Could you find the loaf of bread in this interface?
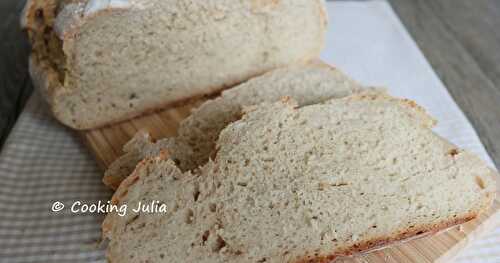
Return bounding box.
[103,62,362,189]
[21,0,327,129]
[103,91,496,262]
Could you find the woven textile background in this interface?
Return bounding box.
[0,95,110,262]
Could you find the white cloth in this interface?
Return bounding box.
[0,1,497,262]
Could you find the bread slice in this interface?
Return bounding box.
[102,91,496,262]
[103,62,362,189]
[21,0,328,129]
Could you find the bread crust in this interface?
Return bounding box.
[20,0,34,29]
[339,89,438,128]
[293,213,477,263]
[102,152,173,238]
[313,0,328,60]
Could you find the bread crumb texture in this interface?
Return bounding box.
[103,91,496,262]
[103,62,362,189]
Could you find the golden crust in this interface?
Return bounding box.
[303,0,328,64]
[23,0,65,102]
[102,152,171,238]
[293,213,477,263]
[20,0,34,29]
[296,187,497,263]
[110,152,169,205]
[29,55,62,105]
[340,89,437,129]
[20,0,58,31]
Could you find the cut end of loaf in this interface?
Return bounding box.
[24,0,328,130]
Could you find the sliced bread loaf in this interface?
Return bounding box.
[103,62,362,189]
[103,91,496,262]
[21,0,327,129]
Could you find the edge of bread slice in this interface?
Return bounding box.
[103,61,363,189]
[103,91,496,262]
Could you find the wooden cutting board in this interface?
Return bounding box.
[80,99,500,263]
